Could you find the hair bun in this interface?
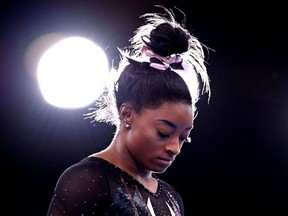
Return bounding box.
[144,23,190,56]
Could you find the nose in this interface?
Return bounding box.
[165,139,181,156]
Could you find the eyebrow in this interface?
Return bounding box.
[157,119,193,131]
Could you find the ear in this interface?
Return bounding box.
[119,103,133,123]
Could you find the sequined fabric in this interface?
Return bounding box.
[47,157,184,215]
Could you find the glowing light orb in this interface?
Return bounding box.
[37,37,109,108]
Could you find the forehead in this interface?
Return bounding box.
[139,102,193,126]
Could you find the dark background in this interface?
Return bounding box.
[1,1,288,215]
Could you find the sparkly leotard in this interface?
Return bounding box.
[47,157,184,216]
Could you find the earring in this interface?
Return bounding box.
[124,122,130,128]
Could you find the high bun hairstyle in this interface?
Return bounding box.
[85,5,211,128]
[142,22,190,56]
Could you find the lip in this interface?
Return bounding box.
[157,157,174,165]
[160,157,173,162]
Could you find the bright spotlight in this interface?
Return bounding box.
[37,36,109,108]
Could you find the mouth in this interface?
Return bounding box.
[157,157,173,166]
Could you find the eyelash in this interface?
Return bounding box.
[158,131,169,139]
[157,131,189,143]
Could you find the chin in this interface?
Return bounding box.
[152,165,170,173]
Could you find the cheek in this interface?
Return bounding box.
[131,128,158,152]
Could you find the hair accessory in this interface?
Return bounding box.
[149,57,170,70]
[142,48,184,71]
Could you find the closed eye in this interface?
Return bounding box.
[157,131,170,139]
[179,136,191,143]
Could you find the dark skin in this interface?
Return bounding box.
[90,101,193,193]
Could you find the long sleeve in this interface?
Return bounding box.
[47,159,110,216]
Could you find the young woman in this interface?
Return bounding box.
[47,6,211,216]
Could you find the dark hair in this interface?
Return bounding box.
[85,6,210,127]
[142,22,190,57]
[115,59,191,113]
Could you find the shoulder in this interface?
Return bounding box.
[55,157,112,189]
[70,156,108,170]
[49,157,114,215]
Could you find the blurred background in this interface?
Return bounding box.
[1,0,288,215]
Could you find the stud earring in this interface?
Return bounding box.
[124,122,130,128]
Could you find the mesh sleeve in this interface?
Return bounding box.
[47,161,110,216]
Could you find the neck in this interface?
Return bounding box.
[90,142,158,193]
[92,138,152,180]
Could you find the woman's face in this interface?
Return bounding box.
[126,102,193,173]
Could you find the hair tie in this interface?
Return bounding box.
[142,48,184,71]
[149,57,170,70]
